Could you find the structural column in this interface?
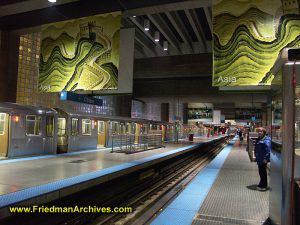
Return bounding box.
[183,103,188,124]
[115,96,132,117]
[0,30,19,102]
[161,103,169,122]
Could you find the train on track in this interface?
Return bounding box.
[0,103,179,158]
[0,103,223,158]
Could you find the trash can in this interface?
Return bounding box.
[189,134,194,141]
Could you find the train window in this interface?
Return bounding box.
[71,118,79,136]
[46,116,54,137]
[141,124,146,134]
[125,123,131,134]
[112,122,119,134]
[0,113,6,135]
[82,119,91,135]
[26,115,41,136]
[98,121,105,133]
[57,118,66,136]
[120,123,125,134]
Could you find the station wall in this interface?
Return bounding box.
[131,100,184,123]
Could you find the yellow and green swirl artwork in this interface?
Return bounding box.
[38,12,121,92]
[213,0,300,86]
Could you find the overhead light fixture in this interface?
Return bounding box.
[154,31,160,42]
[133,15,136,18]
[48,0,56,2]
[286,62,300,65]
[144,19,150,31]
[163,41,168,51]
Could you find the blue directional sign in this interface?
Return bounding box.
[59,91,103,106]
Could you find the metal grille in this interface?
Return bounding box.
[111,134,164,153]
[192,144,269,225]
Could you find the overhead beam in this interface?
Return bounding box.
[123,0,211,17]
[0,0,28,6]
[184,9,207,51]
[129,17,164,55]
[0,0,189,30]
[147,14,181,54]
[135,38,154,58]
[165,11,193,52]
[135,28,157,57]
[123,18,156,57]
[121,17,135,28]
[203,7,212,35]
[0,0,79,17]
[135,42,146,57]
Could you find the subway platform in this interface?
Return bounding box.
[0,136,224,218]
[151,137,269,225]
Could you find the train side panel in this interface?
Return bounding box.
[67,118,98,152]
[8,113,57,157]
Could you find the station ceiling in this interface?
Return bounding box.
[122,1,212,58]
[0,0,212,58]
[0,0,268,109]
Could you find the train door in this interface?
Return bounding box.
[112,122,120,135]
[57,117,67,153]
[44,116,55,153]
[0,113,9,157]
[120,123,126,134]
[134,123,140,144]
[97,120,106,147]
[162,125,166,142]
[125,122,131,134]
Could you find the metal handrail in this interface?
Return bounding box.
[111,134,164,153]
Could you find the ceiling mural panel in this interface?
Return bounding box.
[213,0,300,86]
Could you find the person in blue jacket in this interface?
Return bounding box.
[255,127,271,191]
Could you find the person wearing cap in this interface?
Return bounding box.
[255,127,271,191]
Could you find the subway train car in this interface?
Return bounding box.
[55,108,147,153]
[0,103,179,157]
[0,102,58,158]
[55,108,177,153]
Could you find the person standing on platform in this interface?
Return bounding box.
[255,127,271,191]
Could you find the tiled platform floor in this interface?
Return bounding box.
[0,136,221,196]
[151,138,269,225]
[192,141,269,225]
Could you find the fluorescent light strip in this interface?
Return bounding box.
[285,62,300,65]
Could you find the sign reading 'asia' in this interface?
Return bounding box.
[213,0,300,86]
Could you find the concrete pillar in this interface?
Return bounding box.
[213,110,221,124]
[183,103,188,124]
[261,105,267,127]
[0,31,19,102]
[115,96,132,117]
[144,103,161,121]
[161,103,169,122]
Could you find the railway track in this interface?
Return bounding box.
[91,140,228,225]
[0,138,229,225]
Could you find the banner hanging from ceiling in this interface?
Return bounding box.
[212,0,300,86]
[39,12,121,92]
